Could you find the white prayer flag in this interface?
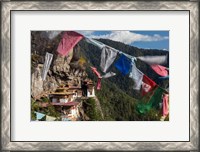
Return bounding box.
[46,115,56,121]
[137,55,168,65]
[42,52,53,81]
[100,46,118,73]
[46,31,61,40]
[129,61,144,90]
[85,38,105,49]
[102,72,116,78]
[41,31,61,40]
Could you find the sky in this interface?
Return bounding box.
[78,31,169,51]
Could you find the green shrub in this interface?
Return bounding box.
[84,98,103,121]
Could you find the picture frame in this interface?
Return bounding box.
[1,0,199,151]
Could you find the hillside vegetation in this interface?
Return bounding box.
[77,38,169,121]
[31,31,169,121]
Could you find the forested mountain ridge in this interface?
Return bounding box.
[77,38,169,120]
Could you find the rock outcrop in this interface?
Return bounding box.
[31,31,87,99]
[31,65,44,98]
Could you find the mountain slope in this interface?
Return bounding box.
[31,32,169,121]
[77,38,169,120]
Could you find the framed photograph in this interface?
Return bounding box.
[1,0,199,151]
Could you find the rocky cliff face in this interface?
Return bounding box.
[31,32,87,99]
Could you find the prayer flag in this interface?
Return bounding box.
[46,115,56,121]
[34,112,45,120]
[151,65,168,76]
[114,54,132,75]
[136,87,164,114]
[90,67,102,78]
[85,38,105,49]
[129,61,144,90]
[45,31,61,40]
[100,46,118,73]
[97,78,101,90]
[42,52,53,81]
[102,72,116,78]
[142,75,157,96]
[57,31,83,56]
[137,55,167,65]
[90,67,116,90]
[150,87,165,109]
[162,94,169,116]
[90,67,102,90]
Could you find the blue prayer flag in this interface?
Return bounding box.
[114,54,132,75]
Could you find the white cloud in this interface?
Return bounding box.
[87,31,168,45]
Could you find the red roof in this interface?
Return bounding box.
[51,101,80,106]
[68,86,81,89]
[49,92,75,95]
[38,102,49,107]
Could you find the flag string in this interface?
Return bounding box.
[83,36,169,94]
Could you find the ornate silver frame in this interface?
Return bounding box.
[1,1,199,151]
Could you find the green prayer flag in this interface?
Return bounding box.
[136,87,164,114]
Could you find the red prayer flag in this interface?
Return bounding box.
[90,67,102,78]
[90,67,102,90]
[163,94,169,116]
[57,31,83,56]
[97,78,102,90]
[151,65,168,77]
[142,75,157,96]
